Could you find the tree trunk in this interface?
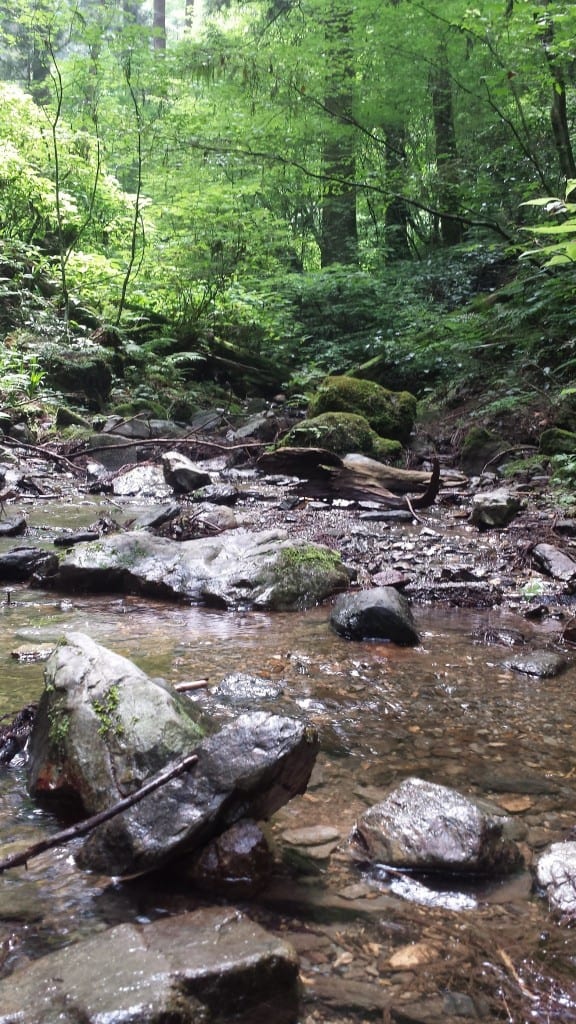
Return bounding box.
[384,127,412,259]
[430,40,463,246]
[540,5,576,180]
[153,0,166,49]
[320,1,357,266]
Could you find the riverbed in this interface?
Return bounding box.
[1,491,576,1022]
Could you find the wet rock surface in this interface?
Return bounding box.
[0,907,300,1024]
[536,842,576,916]
[27,633,319,877]
[330,586,420,645]
[53,528,350,610]
[350,777,523,875]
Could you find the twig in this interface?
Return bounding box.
[173,680,210,691]
[0,436,85,475]
[0,751,199,874]
[67,437,264,459]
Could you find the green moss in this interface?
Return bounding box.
[279,411,402,460]
[460,426,506,473]
[539,427,576,456]
[308,375,417,444]
[278,544,341,571]
[268,543,349,611]
[92,685,124,738]
[48,701,70,752]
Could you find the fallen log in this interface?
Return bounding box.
[258,447,441,509]
[0,751,198,874]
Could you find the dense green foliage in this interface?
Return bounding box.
[0,0,575,445]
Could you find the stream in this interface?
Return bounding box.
[1,495,576,1022]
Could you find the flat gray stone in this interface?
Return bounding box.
[0,908,300,1024]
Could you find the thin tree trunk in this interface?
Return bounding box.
[153,0,166,49]
[320,1,357,265]
[430,40,463,246]
[540,4,576,180]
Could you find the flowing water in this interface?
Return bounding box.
[1,497,576,1021]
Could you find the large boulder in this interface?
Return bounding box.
[330,587,419,646]
[27,632,204,811]
[27,634,319,877]
[308,375,417,445]
[54,529,350,611]
[278,412,402,461]
[351,777,523,875]
[0,908,300,1024]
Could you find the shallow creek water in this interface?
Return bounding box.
[1,498,576,1021]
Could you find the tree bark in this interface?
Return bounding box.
[430,40,463,246]
[320,1,357,265]
[153,0,166,49]
[540,5,576,180]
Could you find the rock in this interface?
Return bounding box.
[53,530,101,547]
[351,777,523,875]
[54,529,350,611]
[27,632,204,812]
[539,427,576,456]
[308,375,417,444]
[54,406,92,429]
[470,488,522,528]
[330,587,419,645]
[0,908,300,1024]
[112,463,172,497]
[460,427,506,474]
[0,546,58,583]
[532,542,576,589]
[185,819,274,897]
[45,353,113,409]
[279,412,402,461]
[0,515,26,537]
[192,484,239,505]
[215,673,285,703]
[162,450,212,492]
[27,634,319,877]
[131,502,182,530]
[536,841,576,916]
[86,433,143,470]
[102,416,188,440]
[503,649,567,678]
[77,709,319,876]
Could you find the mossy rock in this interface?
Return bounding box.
[539,428,576,456]
[460,426,506,474]
[308,376,416,444]
[279,412,402,461]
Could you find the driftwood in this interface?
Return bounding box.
[258,447,441,509]
[0,751,198,874]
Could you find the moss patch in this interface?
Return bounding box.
[540,427,576,456]
[308,375,416,444]
[279,411,402,460]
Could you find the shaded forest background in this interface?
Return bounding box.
[1,0,576,478]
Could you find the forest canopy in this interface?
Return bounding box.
[0,0,575,407]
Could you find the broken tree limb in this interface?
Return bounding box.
[258,447,442,509]
[0,751,199,874]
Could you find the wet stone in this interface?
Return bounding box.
[503,649,567,678]
[536,841,576,917]
[330,587,419,646]
[351,777,523,875]
[0,908,300,1024]
[215,673,285,703]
